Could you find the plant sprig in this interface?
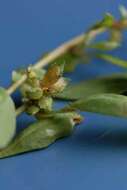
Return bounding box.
[1,6,127,158]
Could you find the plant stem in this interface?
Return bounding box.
[9,28,107,117]
[7,28,105,96]
[16,105,26,116]
[8,19,127,117]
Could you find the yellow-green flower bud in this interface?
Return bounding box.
[20,84,32,97]
[26,105,39,115]
[38,96,53,112]
[27,87,43,100]
[27,67,37,79]
[29,71,36,79]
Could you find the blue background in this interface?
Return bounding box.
[1,0,127,189]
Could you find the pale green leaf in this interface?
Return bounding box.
[56,74,127,100]
[65,93,127,118]
[0,113,78,158]
[0,88,16,149]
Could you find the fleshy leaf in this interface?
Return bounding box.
[0,88,16,149]
[56,74,127,100]
[64,93,127,118]
[97,54,127,68]
[0,113,80,158]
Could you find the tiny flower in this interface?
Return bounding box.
[26,105,39,115]
[26,87,43,100]
[38,96,53,112]
[27,67,37,79]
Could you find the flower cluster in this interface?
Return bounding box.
[12,63,68,116]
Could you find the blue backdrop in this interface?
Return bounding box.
[1,0,127,189]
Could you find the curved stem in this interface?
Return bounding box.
[7,28,106,96]
[10,28,106,117]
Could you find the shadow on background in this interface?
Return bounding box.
[71,122,127,151]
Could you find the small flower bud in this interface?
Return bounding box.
[38,96,53,112]
[29,71,36,79]
[27,87,43,100]
[27,67,37,80]
[20,84,32,97]
[26,105,39,115]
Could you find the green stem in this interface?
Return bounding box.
[8,18,127,117]
[16,105,26,116]
[7,28,106,96]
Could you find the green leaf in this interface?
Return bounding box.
[0,88,16,149]
[89,41,120,50]
[119,5,127,20]
[0,113,79,158]
[91,13,114,29]
[101,13,115,27]
[56,73,127,100]
[97,54,127,68]
[65,93,127,118]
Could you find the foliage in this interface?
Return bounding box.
[1,6,127,158]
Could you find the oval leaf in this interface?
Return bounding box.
[0,88,16,149]
[56,74,127,100]
[0,113,79,158]
[66,93,127,118]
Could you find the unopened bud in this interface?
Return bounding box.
[27,87,43,100]
[38,96,53,112]
[27,67,37,79]
[26,105,39,115]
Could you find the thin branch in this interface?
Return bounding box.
[7,28,106,95]
[7,28,106,117]
[16,105,26,116]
